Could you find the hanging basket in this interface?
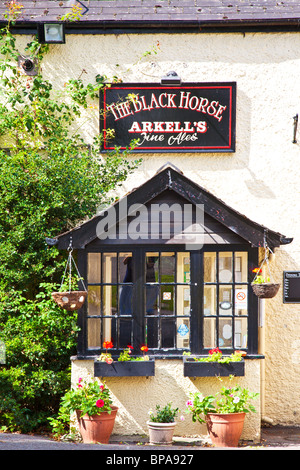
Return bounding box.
[52,239,87,311]
[51,291,87,311]
[251,240,279,299]
[251,282,280,299]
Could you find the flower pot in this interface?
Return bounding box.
[51,291,87,311]
[251,283,280,299]
[76,406,118,444]
[147,421,177,445]
[205,412,246,447]
[94,358,155,377]
[183,356,245,377]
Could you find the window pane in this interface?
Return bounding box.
[161,319,175,348]
[88,253,101,283]
[146,285,158,315]
[103,253,117,283]
[146,317,158,348]
[177,286,190,316]
[119,318,132,348]
[146,253,159,282]
[177,253,190,283]
[103,318,114,345]
[87,318,101,348]
[235,252,248,282]
[119,285,133,315]
[219,252,233,282]
[203,317,216,348]
[218,318,233,348]
[219,286,233,315]
[161,252,175,283]
[103,285,117,316]
[87,285,101,316]
[119,252,133,283]
[234,285,248,315]
[176,318,190,348]
[161,286,174,315]
[234,317,248,348]
[204,252,216,282]
[204,285,216,316]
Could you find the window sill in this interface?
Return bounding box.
[183,356,245,377]
[94,358,155,377]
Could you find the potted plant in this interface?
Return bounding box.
[147,403,179,445]
[186,376,259,447]
[94,342,155,377]
[49,378,118,444]
[183,348,245,377]
[251,267,280,299]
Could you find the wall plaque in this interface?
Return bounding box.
[100,82,236,153]
[283,271,300,303]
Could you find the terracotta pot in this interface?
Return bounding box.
[76,406,118,444]
[147,421,177,445]
[205,412,246,447]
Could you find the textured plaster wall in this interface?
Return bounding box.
[71,358,261,442]
[15,31,300,428]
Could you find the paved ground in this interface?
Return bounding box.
[0,425,299,452]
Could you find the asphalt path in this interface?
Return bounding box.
[0,426,299,453]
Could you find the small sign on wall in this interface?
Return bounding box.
[283,271,300,303]
[100,82,236,153]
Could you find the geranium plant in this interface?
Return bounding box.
[49,378,114,438]
[252,268,270,284]
[98,343,150,363]
[186,376,259,424]
[184,348,244,363]
[67,378,113,416]
[98,341,113,364]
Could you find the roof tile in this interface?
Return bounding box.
[0,0,300,27]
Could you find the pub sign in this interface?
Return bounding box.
[100,82,236,153]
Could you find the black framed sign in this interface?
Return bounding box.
[100,82,236,153]
[283,271,300,303]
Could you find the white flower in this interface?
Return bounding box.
[233,396,240,404]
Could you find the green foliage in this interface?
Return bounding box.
[149,403,179,423]
[0,283,79,432]
[0,12,140,433]
[185,347,244,363]
[186,376,259,424]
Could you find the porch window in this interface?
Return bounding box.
[144,252,191,349]
[87,251,134,349]
[84,246,256,357]
[203,251,248,350]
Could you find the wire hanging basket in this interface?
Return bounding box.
[52,240,87,311]
[251,237,280,299]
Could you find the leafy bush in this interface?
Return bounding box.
[0,6,139,433]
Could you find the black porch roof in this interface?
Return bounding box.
[48,166,293,250]
[1,1,300,33]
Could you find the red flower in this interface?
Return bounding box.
[252,268,262,273]
[96,399,104,408]
[127,344,134,349]
[141,345,148,352]
[209,347,221,355]
[103,340,113,350]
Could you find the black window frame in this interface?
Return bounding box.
[76,244,258,358]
